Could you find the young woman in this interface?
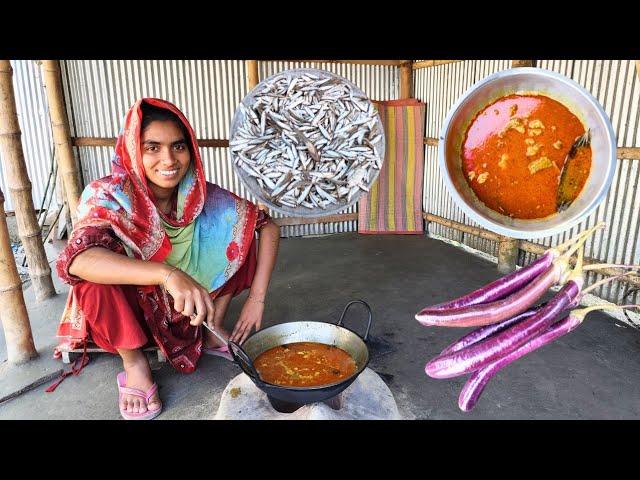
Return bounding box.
[54,98,280,420]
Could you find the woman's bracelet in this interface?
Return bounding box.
[163,266,179,289]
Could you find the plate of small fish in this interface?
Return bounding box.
[229,68,386,217]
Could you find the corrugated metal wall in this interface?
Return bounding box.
[60,60,399,237]
[0,60,55,212]
[5,59,638,306]
[416,60,640,306]
[417,60,512,257]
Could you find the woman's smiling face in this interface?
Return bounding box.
[141,119,191,197]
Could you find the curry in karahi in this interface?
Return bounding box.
[255,342,357,387]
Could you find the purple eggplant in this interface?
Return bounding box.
[416,263,564,328]
[419,223,603,315]
[457,301,638,411]
[440,294,584,356]
[425,278,583,379]
[424,252,556,312]
[458,312,583,411]
[439,306,543,356]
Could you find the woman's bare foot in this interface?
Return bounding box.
[118,348,162,414]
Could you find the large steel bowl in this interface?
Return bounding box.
[229,68,385,218]
[438,67,617,239]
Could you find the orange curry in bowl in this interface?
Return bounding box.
[255,342,357,387]
[462,94,591,219]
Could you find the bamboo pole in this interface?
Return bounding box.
[274,213,357,227]
[519,240,640,288]
[423,213,502,242]
[0,187,38,364]
[635,61,640,79]
[280,60,408,67]
[246,60,259,91]
[422,136,640,160]
[72,137,229,148]
[41,60,83,224]
[424,212,640,288]
[497,237,519,274]
[412,60,462,70]
[511,60,535,68]
[245,60,267,212]
[69,135,640,162]
[0,60,56,301]
[502,52,531,278]
[71,135,640,161]
[400,61,413,99]
[618,147,640,160]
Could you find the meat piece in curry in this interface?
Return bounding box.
[462,94,591,219]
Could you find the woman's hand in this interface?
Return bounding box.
[227,219,278,344]
[164,268,215,327]
[230,296,265,344]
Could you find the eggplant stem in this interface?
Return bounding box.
[583,263,640,271]
[575,303,640,317]
[562,234,592,284]
[562,223,602,261]
[582,271,638,294]
[576,243,584,271]
[555,222,605,253]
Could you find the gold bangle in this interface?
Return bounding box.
[163,267,179,289]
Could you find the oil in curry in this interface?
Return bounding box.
[255,342,357,387]
[462,94,591,219]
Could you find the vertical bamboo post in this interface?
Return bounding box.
[497,236,519,274]
[0,60,56,301]
[41,60,82,224]
[636,61,640,80]
[0,187,38,364]
[511,60,535,68]
[493,60,535,271]
[400,61,413,99]
[246,60,259,91]
[245,60,266,212]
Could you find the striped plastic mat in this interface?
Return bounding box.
[358,99,426,234]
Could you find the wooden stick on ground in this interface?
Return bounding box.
[0,60,56,301]
[0,369,64,404]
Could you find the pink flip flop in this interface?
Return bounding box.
[202,344,234,361]
[116,371,163,420]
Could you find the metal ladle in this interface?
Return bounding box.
[200,320,262,380]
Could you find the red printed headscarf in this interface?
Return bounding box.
[74,98,206,262]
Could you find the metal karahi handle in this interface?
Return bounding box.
[200,321,263,383]
[337,299,373,342]
[200,321,228,346]
[227,340,263,385]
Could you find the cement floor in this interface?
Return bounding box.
[1,233,639,419]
